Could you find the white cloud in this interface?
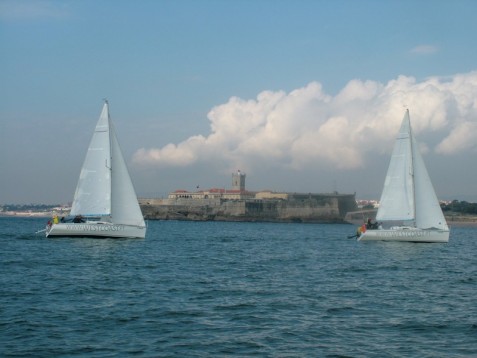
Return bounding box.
[436,122,477,154]
[410,44,439,55]
[133,71,477,175]
[133,135,206,167]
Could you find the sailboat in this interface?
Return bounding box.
[358,109,449,243]
[46,101,147,239]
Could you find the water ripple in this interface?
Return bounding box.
[1,218,476,357]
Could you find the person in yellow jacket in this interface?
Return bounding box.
[52,214,59,224]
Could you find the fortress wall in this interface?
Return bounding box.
[140,193,356,223]
[336,194,359,216]
[139,198,169,205]
[277,199,339,220]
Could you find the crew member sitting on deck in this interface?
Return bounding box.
[357,223,367,237]
[366,218,378,230]
[73,215,85,223]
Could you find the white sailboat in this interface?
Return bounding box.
[46,101,147,239]
[358,109,449,243]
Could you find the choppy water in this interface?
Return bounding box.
[1,217,476,357]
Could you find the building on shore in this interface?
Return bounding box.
[140,171,358,223]
[168,170,255,201]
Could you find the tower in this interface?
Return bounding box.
[232,170,246,191]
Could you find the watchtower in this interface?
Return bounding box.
[232,170,246,191]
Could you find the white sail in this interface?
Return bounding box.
[412,133,448,230]
[376,111,414,222]
[110,120,145,227]
[70,104,112,218]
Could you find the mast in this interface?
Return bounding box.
[105,99,113,220]
[407,109,417,228]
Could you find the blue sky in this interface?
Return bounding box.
[1,0,477,204]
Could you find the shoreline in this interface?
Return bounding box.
[0,212,51,218]
[2,211,477,227]
[447,220,477,228]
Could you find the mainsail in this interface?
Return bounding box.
[70,104,112,217]
[376,111,414,222]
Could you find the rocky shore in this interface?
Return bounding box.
[445,214,477,227]
[2,210,477,227]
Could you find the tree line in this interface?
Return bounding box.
[441,200,477,215]
[1,204,62,212]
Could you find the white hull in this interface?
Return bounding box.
[46,222,146,239]
[358,228,449,243]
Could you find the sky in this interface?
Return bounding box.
[1,0,477,205]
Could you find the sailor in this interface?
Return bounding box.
[357,223,366,237]
[366,218,378,230]
[52,214,59,224]
[73,215,85,223]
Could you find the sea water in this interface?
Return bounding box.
[1,217,476,357]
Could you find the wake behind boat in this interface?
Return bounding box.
[357,110,449,243]
[45,101,146,239]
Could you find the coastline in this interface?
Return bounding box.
[344,209,477,228]
[0,212,51,218]
[446,216,477,227]
[2,211,477,227]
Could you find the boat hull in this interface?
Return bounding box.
[358,228,449,243]
[46,222,146,239]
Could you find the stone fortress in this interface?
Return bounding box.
[139,171,358,223]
